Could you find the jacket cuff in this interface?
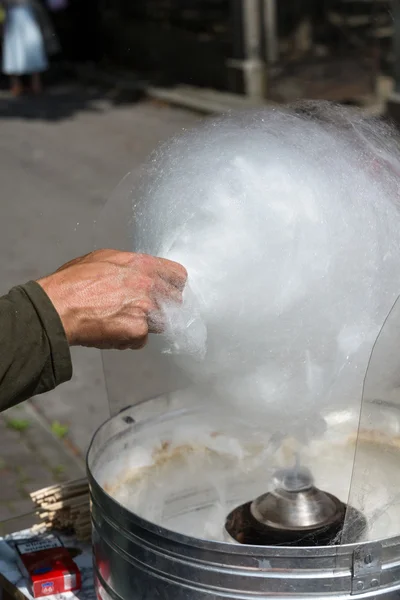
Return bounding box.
[19,280,73,386]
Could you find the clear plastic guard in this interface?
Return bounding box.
[94,171,371,544]
[342,296,400,544]
[94,170,191,416]
[93,171,134,254]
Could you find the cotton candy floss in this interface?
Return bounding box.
[125,102,400,439]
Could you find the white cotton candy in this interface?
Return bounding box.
[159,282,207,359]
[124,102,400,439]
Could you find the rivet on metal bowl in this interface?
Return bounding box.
[371,579,379,588]
[356,581,364,591]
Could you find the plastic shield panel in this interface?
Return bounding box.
[342,296,400,544]
[94,171,367,544]
[94,170,191,416]
[92,107,400,542]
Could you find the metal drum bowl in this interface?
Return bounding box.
[87,394,400,600]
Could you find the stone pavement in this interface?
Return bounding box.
[0,402,84,536]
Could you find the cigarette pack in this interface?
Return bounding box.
[15,534,81,598]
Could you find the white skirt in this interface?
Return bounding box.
[2,5,48,75]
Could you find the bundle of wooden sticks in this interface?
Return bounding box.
[30,478,91,541]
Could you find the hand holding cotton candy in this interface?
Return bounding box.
[125,102,400,437]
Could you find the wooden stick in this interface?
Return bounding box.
[40,494,89,512]
[31,479,88,500]
[28,478,94,538]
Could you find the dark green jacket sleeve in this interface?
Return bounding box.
[0,281,72,412]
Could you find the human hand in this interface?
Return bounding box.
[37,249,187,350]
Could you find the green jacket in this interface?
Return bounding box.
[0,282,72,412]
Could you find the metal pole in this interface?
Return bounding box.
[263,0,278,64]
[393,0,400,93]
[385,0,400,122]
[227,0,266,99]
[242,0,266,98]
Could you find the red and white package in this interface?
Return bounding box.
[15,534,81,598]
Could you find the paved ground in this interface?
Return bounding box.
[0,78,200,529]
[0,403,84,535]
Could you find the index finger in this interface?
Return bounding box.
[157,258,187,291]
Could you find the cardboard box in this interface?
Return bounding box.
[15,535,81,598]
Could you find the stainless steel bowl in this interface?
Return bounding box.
[88,394,400,599]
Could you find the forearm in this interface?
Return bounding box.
[0,281,72,412]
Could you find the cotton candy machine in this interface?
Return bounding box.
[90,106,400,598]
[87,296,400,599]
[88,405,400,599]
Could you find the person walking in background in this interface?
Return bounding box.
[1,0,49,96]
